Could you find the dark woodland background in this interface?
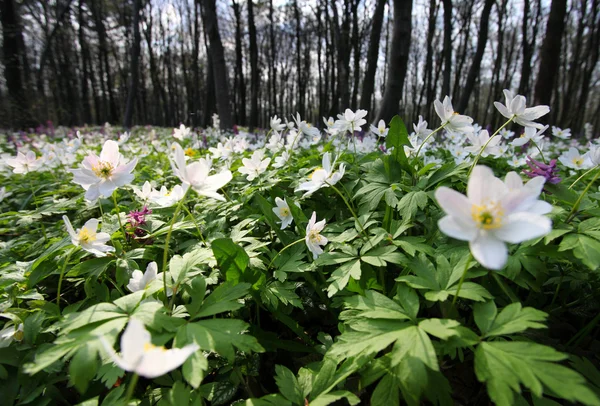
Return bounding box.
[0,0,598,132]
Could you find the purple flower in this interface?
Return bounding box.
[523,156,561,184]
[127,206,152,227]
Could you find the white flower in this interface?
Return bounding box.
[293,113,320,138]
[173,124,191,141]
[101,318,198,379]
[434,166,552,270]
[118,132,131,145]
[503,172,553,215]
[506,155,528,168]
[500,129,515,139]
[434,96,474,133]
[0,323,23,348]
[133,181,155,201]
[511,125,547,147]
[323,117,335,129]
[273,150,291,169]
[270,116,286,132]
[449,145,470,164]
[171,143,232,201]
[494,89,549,129]
[238,150,271,181]
[70,140,138,201]
[584,143,600,166]
[333,109,368,133]
[266,132,285,152]
[63,216,115,257]
[465,130,502,158]
[0,186,12,203]
[295,152,345,198]
[413,115,432,139]
[559,147,593,170]
[305,212,328,259]
[272,197,294,230]
[370,119,389,138]
[126,262,172,296]
[552,126,571,140]
[149,184,189,207]
[5,151,44,174]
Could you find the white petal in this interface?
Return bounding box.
[504,172,523,191]
[135,344,199,379]
[434,187,474,227]
[100,140,121,166]
[438,216,477,241]
[493,213,552,244]
[120,319,150,367]
[469,233,508,270]
[63,216,78,240]
[467,166,496,205]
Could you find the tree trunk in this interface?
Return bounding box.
[0,0,34,128]
[441,0,452,97]
[457,0,494,113]
[124,0,143,128]
[232,1,246,125]
[201,0,233,129]
[360,0,386,114]
[376,0,413,123]
[534,0,567,112]
[248,0,259,129]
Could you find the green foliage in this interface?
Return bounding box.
[1,118,599,406]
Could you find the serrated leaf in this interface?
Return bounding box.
[275,365,304,405]
[327,259,361,297]
[475,302,547,338]
[397,191,428,220]
[475,341,599,406]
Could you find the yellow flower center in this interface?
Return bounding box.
[280,207,290,217]
[13,328,24,342]
[144,342,167,352]
[572,157,583,166]
[309,230,323,243]
[471,203,504,230]
[309,167,322,179]
[78,228,96,243]
[185,148,194,157]
[92,161,114,179]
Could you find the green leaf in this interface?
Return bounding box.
[261,282,304,309]
[371,374,399,406]
[275,365,304,405]
[69,343,98,393]
[475,341,599,406]
[326,259,361,297]
[66,257,113,278]
[182,351,208,389]
[211,238,253,285]
[397,191,428,220]
[385,116,413,174]
[418,319,462,340]
[193,281,250,319]
[474,302,547,338]
[185,319,264,362]
[310,391,360,406]
[244,394,293,406]
[169,248,210,285]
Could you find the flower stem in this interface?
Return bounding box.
[124,373,139,403]
[56,248,75,312]
[268,238,305,269]
[29,179,47,242]
[328,183,368,241]
[491,272,518,303]
[112,191,126,239]
[161,188,190,308]
[569,165,599,190]
[414,123,445,159]
[532,141,546,164]
[183,204,206,245]
[451,255,471,309]
[467,116,514,177]
[566,167,600,223]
